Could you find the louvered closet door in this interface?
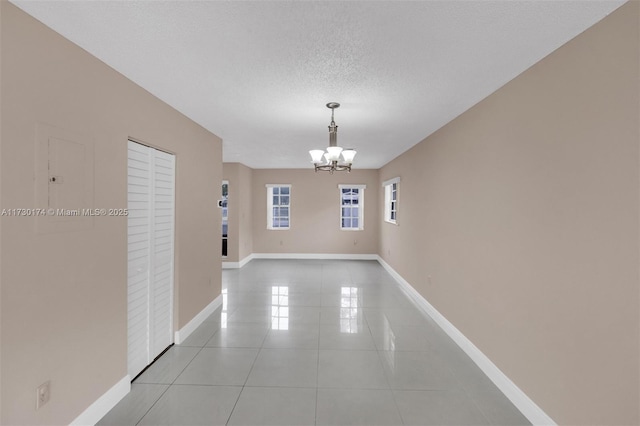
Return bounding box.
[127,142,152,379]
[149,149,175,357]
[127,141,175,379]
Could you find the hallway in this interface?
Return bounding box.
[99,260,530,425]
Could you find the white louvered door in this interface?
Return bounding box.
[149,149,175,357]
[127,141,175,379]
[127,141,151,380]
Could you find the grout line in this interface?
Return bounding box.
[168,344,208,386]
[315,306,321,426]
[460,386,497,426]
[122,260,524,426]
[132,383,172,426]
[224,387,243,425]
[316,268,333,425]
[133,334,213,425]
[224,305,271,424]
[362,295,406,425]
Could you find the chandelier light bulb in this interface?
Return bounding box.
[341,149,357,164]
[309,150,325,163]
[326,146,343,161]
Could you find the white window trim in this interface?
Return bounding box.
[382,177,400,225]
[266,184,291,230]
[338,184,366,231]
[382,177,401,187]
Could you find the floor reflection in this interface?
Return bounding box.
[271,286,289,330]
[381,316,396,368]
[221,288,228,328]
[340,287,360,334]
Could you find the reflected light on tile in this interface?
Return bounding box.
[271,286,289,330]
[340,287,359,334]
[382,316,396,367]
[221,288,228,328]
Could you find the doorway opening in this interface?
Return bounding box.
[221,180,228,257]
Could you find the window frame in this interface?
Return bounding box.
[382,177,400,225]
[338,184,366,231]
[266,184,291,230]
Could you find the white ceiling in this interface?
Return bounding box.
[11,1,625,169]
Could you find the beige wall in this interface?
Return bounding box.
[0,1,4,421]
[237,163,254,261]
[252,169,378,254]
[379,3,639,424]
[223,162,254,262]
[0,3,222,425]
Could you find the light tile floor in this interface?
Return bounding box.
[99,259,530,426]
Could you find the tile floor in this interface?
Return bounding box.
[99,259,530,425]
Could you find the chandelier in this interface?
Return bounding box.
[309,102,357,173]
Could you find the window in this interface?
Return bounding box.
[383,177,400,224]
[267,184,291,229]
[339,184,365,230]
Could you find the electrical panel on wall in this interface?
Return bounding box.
[49,137,86,210]
[36,123,94,233]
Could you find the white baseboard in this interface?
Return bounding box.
[71,292,224,424]
[224,253,378,268]
[70,375,130,426]
[252,253,378,260]
[223,253,255,269]
[238,254,255,267]
[174,294,223,344]
[376,256,556,426]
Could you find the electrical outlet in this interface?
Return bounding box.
[36,381,50,409]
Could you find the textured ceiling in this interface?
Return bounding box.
[11,1,625,169]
